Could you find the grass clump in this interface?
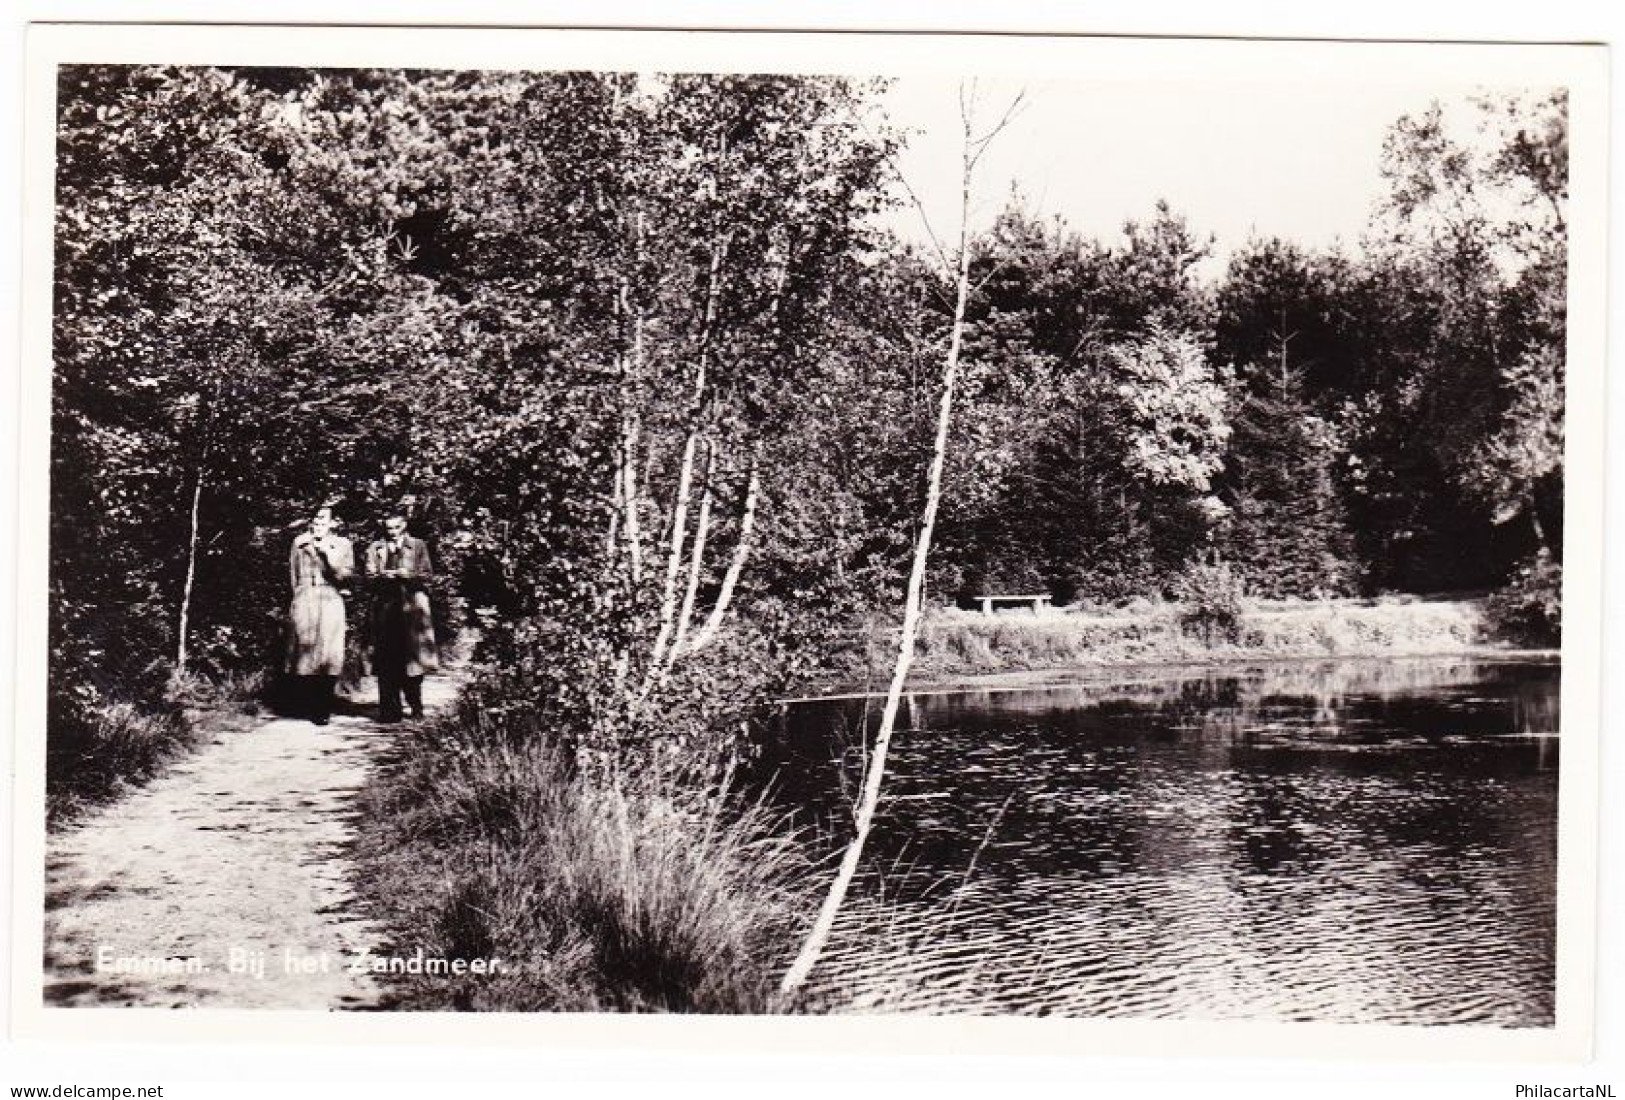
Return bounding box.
[354,674,810,1013]
[161,667,269,713]
[46,667,273,825]
[1242,597,1485,655]
[45,693,200,824]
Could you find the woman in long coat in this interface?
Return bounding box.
[285,505,354,724]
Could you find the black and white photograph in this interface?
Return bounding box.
[9,23,1610,1060]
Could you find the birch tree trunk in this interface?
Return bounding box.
[779,87,1016,998]
[672,443,718,653]
[1528,498,1551,558]
[174,460,207,675]
[612,208,648,585]
[643,234,729,689]
[687,462,761,655]
[644,429,700,682]
[621,415,644,583]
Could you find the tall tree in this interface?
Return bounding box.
[1367,91,1568,571]
[1211,239,1357,595]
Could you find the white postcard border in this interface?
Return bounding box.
[10,21,1611,1061]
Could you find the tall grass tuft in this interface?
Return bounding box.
[164,667,269,713]
[355,695,810,1013]
[46,696,200,824]
[48,668,272,825]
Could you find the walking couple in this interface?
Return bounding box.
[283,505,439,726]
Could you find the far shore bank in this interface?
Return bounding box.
[806,595,1558,701]
[798,645,1559,703]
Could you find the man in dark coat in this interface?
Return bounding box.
[365,512,439,722]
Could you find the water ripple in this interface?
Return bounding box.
[763,658,1559,1025]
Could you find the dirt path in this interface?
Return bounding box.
[42,675,458,1009]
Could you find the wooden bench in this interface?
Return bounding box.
[973,593,1052,616]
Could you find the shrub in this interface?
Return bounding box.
[47,663,280,823]
[1486,553,1563,646]
[1171,559,1246,645]
[1046,571,1081,608]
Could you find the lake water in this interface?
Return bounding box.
[756,657,1559,1023]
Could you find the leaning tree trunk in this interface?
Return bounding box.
[779,148,986,1004]
[778,251,971,998]
[778,84,1024,1000]
[686,462,761,655]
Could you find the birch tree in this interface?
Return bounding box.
[780,84,1026,999]
[591,75,897,771]
[381,72,897,780]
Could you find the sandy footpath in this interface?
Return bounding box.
[42,676,457,1010]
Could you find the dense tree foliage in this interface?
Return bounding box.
[49,68,1568,787]
[916,91,1566,605]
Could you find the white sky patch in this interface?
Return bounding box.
[878,75,1535,272]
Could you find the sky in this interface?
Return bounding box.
[879,75,1497,273]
